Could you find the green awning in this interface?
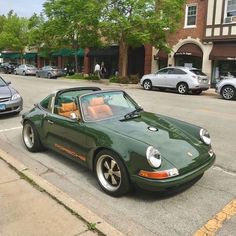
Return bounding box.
[23,52,37,59]
[52,48,84,57]
[75,48,84,57]
[0,53,21,59]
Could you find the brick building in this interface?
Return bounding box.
[152,0,236,87]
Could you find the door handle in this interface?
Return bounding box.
[47,120,54,125]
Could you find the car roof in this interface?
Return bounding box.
[53,87,102,96]
[161,66,199,70]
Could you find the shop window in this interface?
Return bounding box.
[185,4,197,28]
[225,0,236,23]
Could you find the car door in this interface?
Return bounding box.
[167,68,188,88]
[18,65,23,74]
[152,68,169,87]
[41,92,88,165]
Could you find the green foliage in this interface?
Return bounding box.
[0,10,28,52]
[87,222,97,231]
[109,76,119,83]
[66,74,85,80]
[66,73,100,81]
[129,74,140,84]
[87,75,100,81]
[118,76,129,84]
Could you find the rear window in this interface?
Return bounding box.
[190,69,206,76]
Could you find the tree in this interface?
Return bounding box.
[43,0,103,72]
[0,11,28,62]
[100,0,185,77]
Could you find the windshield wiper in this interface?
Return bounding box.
[121,107,143,121]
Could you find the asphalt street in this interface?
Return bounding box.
[0,74,236,236]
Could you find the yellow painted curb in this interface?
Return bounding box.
[193,199,236,236]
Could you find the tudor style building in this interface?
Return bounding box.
[153,0,236,87]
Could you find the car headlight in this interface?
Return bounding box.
[200,128,211,145]
[146,146,162,168]
[12,93,21,100]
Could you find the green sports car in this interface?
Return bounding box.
[22,87,215,196]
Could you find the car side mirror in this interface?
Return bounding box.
[6,81,11,85]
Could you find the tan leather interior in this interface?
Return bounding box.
[58,102,80,118]
[87,97,113,120]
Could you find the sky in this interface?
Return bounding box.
[0,0,45,18]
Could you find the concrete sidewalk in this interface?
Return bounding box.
[0,159,97,236]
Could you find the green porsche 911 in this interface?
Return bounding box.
[22,87,215,196]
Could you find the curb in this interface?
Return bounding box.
[0,148,124,236]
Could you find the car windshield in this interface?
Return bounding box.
[26,64,36,68]
[80,91,138,121]
[0,78,7,87]
[190,69,206,76]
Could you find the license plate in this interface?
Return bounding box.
[0,104,6,111]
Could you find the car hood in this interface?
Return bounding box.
[98,112,211,174]
[0,85,12,98]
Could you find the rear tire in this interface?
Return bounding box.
[22,121,43,152]
[23,71,26,76]
[143,80,152,90]
[221,85,235,100]
[47,73,52,79]
[177,82,189,94]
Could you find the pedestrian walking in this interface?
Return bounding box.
[94,63,101,78]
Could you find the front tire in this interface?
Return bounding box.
[95,150,131,197]
[143,80,152,90]
[47,73,52,79]
[22,121,43,152]
[177,82,189,94]
[221,85,235,100]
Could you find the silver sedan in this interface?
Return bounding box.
[36,66,65,79]
[14,64,37,76]
[0,76,23,115]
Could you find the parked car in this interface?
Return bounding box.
[14,64,37,76]
[0,62,18,74]
[22,87,215,196]
[215,77,236,100]
[36,66,65,79]
[0,76,23,115]
[140,67,209,95]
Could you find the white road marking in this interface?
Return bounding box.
[0,126,22,133]
[213,166,236,177]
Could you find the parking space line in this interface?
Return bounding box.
[0,127,22,133]
[194,198,236,236]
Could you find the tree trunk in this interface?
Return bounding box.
[119,38,128,77]
[74,49,78,73]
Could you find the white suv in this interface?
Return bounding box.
[215,78,236,100]
[140,67,209,95]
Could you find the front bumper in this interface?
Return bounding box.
[131,154,215,192]
[0,98,23,115]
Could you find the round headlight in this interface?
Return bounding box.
[146,146,162,168]
[200,128,211,145]
[12,93,21,100]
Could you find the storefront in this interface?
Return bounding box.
[154,50,168,69]
[88,46,119,77]
[174,43,203,69]
[209,42,236,87]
